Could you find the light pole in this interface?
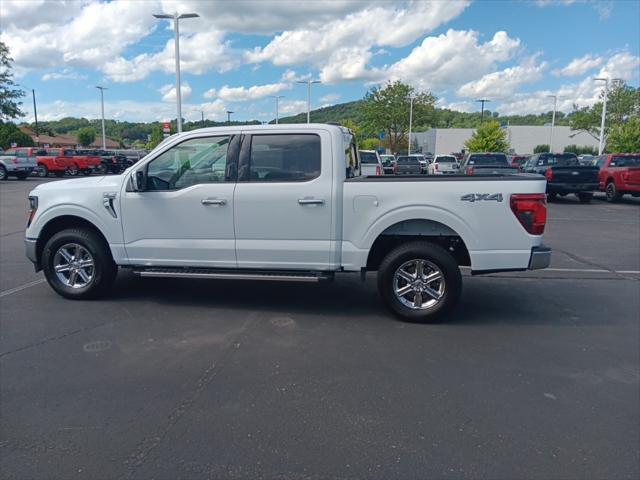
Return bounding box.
[407,96,415,155]
[226,110,234,125]
[547,94,557,153]
[153,12,199,133]
[17,85,39,142]
[96,86,107,149]
[296,79,321,123]
[201,110,205,128]
[593,77,622,155]
[270,95,284,124]
[476,98,491,123]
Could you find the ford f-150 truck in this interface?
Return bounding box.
[461,153,519,176]
[0,147,40,180]
[25,125,551,322]
[594,153,640,202]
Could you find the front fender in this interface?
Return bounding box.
[28,203,120,244]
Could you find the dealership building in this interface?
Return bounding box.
[412,126,599,155]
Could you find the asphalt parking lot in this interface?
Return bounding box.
[1,177,639,480]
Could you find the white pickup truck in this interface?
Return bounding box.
[25,124,550,322]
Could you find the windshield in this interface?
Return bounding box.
[467,154,508,165]
[436,156,456,163]
[397,156,419,164]
[539,154,579,166]
[360,151,379,164]
[612,155,640,167]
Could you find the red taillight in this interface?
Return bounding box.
[376,164,382,176]
[466,166,474,175]
[545,168,553,181]
[510,194,547,235]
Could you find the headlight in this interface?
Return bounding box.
[27,196,38,227]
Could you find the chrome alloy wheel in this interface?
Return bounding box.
[53,243,95,289]
[393,259,445,310]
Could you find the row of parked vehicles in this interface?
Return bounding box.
[359,149,640,203]
[0,147,146,180]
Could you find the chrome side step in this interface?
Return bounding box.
[133,267,333,283]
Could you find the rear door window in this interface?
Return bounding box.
[248,134,321,182]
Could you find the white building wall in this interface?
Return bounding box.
[413,126,599,155]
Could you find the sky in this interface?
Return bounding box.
[2,0,639,124]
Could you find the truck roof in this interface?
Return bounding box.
[170,123,350,137]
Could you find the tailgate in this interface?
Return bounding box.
[551,166,598,183]
[473,166,518,175]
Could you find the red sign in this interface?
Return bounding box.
[162,122,170,133]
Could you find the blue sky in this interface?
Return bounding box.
[2,0,638,123]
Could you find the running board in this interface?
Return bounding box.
[133,267,333,283]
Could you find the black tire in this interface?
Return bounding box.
[547,192,557,202]
[54,171,65,178]
[68,165,79,176]
[37,164,49,177]
[16,172,29,180]
[96,163,108,175]
[0,165,7,181]
[577,192,593,204]
[42,227,117,300]
[605,181,622,202]
[377,241,462,323]
[81,169,92,176]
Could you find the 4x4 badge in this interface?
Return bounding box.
[460,193,503,202]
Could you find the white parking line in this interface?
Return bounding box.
[544,268,640,274]
[0,279,45,298]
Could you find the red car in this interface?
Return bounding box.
[69,150,102,175]
[595,153,640,202]
[35,148,76,177]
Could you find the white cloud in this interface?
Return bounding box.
[457,55,547,99]
[203,88,217,99]
[41,69,88,81]
[277,100,308,116]
[159,83,192,103]
[319,93,341,104]
[442,101,476,113]
[554,54,603,76]
[215,83,290,102]
[374,30,521,92]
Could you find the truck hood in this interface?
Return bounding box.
[30,175,124,195]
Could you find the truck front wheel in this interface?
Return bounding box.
[377,241,462,323]
[42,228,117,300]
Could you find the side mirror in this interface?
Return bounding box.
[129,170,146,191]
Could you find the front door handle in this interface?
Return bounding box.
[201,198,227,206]
[298,198,325,205]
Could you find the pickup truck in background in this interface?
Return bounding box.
[380,154,396,175]
[359,150,383,176]
[428,155,459,175]
[0,147,40,180]
[595,153,640,202]
[35,148,76,177]
[523,152,599,203]
[461,153,519,176]
[25,124,551,323]
[69,150,102,176]
[394,155,422,174]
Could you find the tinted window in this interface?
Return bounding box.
[539,153,579,166]
[146,136,231,190]
[46,149,60,156]
[436,156,456,163]
[612,155,640,167]
[249,134,320,182]
[397,156,419,164]
[467,154,508,165]
[359,151,379,164]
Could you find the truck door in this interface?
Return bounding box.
[233,131,334,270]
[121,134,239,267]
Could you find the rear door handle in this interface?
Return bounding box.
[201,198,226,206]
[298,198,325,205]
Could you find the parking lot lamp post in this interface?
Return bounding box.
[17,85,39,142]
[153,12,200,134]
[226,110,233,125]
[270,95,284,124]
[547,95,557,153]
[594,78,609,155]
[476,98,490,123]
[96,86,107,149]
[297,79,321,123]
[407,96,415,155]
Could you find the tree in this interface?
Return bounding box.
[533,144,550,154]
[563,144,597,155]
[607,117,640,153]
[0,41,24,120]
[77,127,97,147]
[570,82,640,144]
[0,121,34,149]
[359,138,379,150]
[146,125,164,150]
[464,121,509,152]
[362,80,436,154]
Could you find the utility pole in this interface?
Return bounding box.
[31,89,39,142]
[226,110,234,125]
[547,95,557,153]
[593,77,621,155]
[153,12,199,133]
[407,96,415,155]
[270,95,284,124]
[476,99,491,123]
[201,110,205,128]
[297,79,321,123]
[96,86,107,149]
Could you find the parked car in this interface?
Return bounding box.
[409,154,428,173]
[1,147,41,180]
[380,154,396,175]
[578,154,595,166]
[428,155,460,175]
[509,155,530,170]
[69,150,102,175]
[25,124,551,323]
[523,152,599,203]
[35,149,76,177]
[359,150,383,176]
[394,155,422,174]
[595,153,640,202]
[460,153,518,176]
[77,149,129,174]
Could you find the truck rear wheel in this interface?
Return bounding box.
[0,165,7,181]
[377,241,462,323]
[41,228,117,300]
[37,164,48,177]
[605,181,622,202]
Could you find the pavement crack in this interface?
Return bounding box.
[554,248,636,280]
